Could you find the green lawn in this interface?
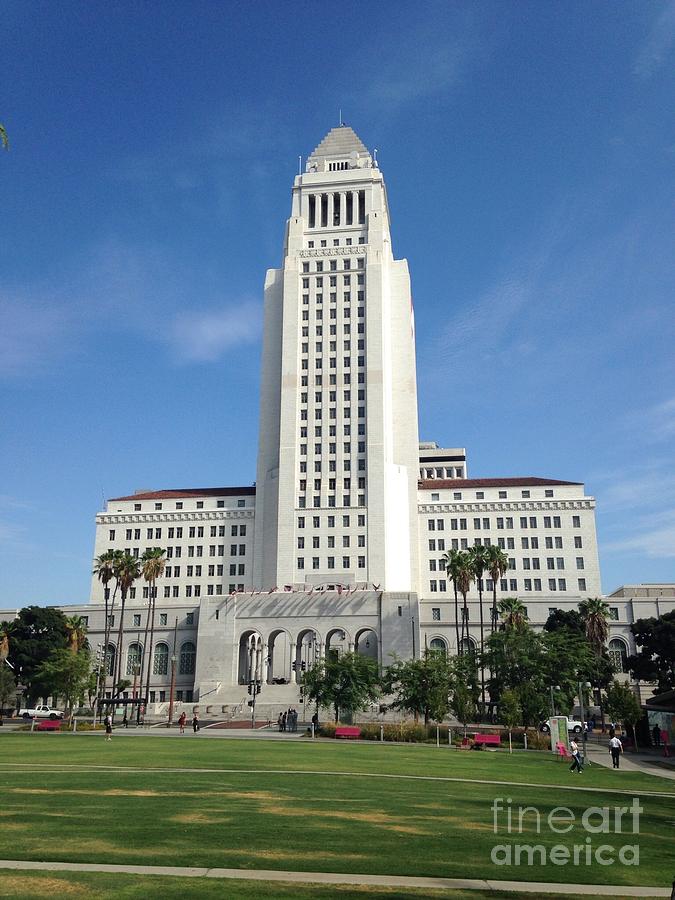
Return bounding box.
[0,734,673,894]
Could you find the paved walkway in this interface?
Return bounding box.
[586,746,675,781]
[0,859,670,896]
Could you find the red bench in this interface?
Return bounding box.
[36,719,62,731]
[335,726,360,739]
[473,733,500,747]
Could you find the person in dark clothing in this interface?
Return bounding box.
[652,724,661,747]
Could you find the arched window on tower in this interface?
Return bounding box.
[153,642,169,676]
[179,641,196,675]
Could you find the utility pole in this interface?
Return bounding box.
[92,643,103,726]
[167,617,178,727]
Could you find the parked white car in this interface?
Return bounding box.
[19,705,64,720]
[540,716,584,734]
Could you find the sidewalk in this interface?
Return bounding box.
[0,858,670,897]
[586,746,675,781]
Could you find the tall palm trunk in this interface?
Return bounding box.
[101,583,118,700]
[477,580,486,711]
[114,591,127,694]
[453,582,460,654]
[143,582,158,721]
[491,582,498,633]
[460,591,469,650]
[137,586,152,714]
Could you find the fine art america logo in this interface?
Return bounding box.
[490,797,642,867]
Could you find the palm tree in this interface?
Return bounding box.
[579,596,610,729]
[0,620,14,663]
[579,597,610,653]
[442,549,462,654]
[0,124,8,151]
[485,545,509,633]
[112,553,141,694]
[498,597,528,630]
[64,615,88,654]
[468,545,489,709]
[93,549,121,698]
[139,547,167,718]
[454,551,474,652]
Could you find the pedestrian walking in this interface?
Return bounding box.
[281,711,287,732]
[277,712,283,732]
[178,711,187,734]
[652,724,661,747]
[609,734,623,768]
[569,739,583,774]
[192,712,200,733]
[104,713,113,742]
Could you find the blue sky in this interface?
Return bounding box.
[1,1,674,606]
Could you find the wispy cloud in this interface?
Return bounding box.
[604,513,675,559]
[163,302,261,363]
[633,0,675,78]
[0,292,73,377]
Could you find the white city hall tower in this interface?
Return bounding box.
[253,125,421,594]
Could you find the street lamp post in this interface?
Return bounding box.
[578,680,591,763]
[167,617,178,727]
[549,684,561,718]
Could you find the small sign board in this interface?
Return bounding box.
[550,715,569,753]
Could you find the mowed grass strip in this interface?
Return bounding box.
[0,735,673,887]
[1,733,672,795]
[0,870,559,900]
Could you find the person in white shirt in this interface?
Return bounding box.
[569,739,583,773]
[609,734,623,769]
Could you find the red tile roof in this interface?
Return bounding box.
[109,486,256,501]
[418,477,581,490]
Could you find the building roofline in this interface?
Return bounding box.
[418,477,582,490]
[109,486,256,501]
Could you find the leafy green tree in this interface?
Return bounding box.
[603,680,642,749]
[485,545,509,633]
[35,649,92,722]
[499,688,522,753]
[484,625,546,724]
[303,652,380,723]
[627,611,675,694]
[0,664,16,722]
[383,651,453,725]
[5,607,69,702]
[0,124,8,150]
[543,608,585,635]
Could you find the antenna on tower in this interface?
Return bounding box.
[373,148,378,166]
[298,155,302,175]
[339,108,343,126]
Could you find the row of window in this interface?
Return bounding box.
[429,577,587,593]
[297,556,366,570]
[430,557,585,572]
[129,499,247,512]
[429,488,558,501]
[106,612,194,628]
[428,536,582,551]
[427,515,583,530]
[301,275,365,288]
[297,535,365,549]
[424,634,628,670]
[110,640,196,677]
[298,514,366,528]
[109,524,248,542]
[302,258,364,272]
[305,237,366,249]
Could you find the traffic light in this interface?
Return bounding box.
[247,683,252,695]
[247,700,254,707]
[301,661,306,671]
[256,683,261,695]
[291,661,297,671]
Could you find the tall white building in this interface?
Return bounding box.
[2,125,625,715]
[254,126,420,595]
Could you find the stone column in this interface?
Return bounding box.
[340,192,347,227]
[327,193,334,230]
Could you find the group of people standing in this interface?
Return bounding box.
[277,708,299,732]
[177,711,200,733]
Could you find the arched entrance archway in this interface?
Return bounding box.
[325,627,350,661]
[294,628,320,681]
[238,631,263,685]
[355,628,378,662]
[267,629,292,684]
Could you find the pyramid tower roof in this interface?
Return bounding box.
[308,125,369,161]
